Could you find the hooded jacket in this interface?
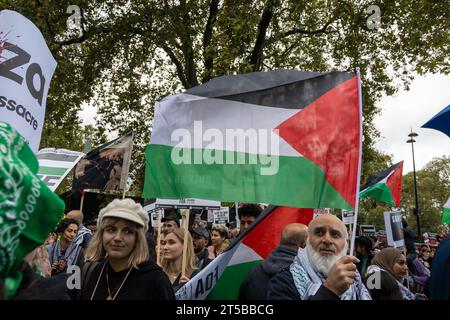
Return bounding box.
[79,259,174,300]
[238,245,298,300]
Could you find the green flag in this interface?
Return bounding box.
[443,197,450,224]
[0,122,65,282]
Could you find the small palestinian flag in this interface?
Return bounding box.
[175,206,313,300]
[144,70,362,210]
[360,161,404,207]
[442,197,450,224]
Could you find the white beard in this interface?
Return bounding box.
[306,240,348,276]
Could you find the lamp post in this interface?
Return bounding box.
[407,131,421,236]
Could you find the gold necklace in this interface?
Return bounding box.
[90,259,132,300]
[105,264,132,300]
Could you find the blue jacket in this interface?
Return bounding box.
[430,235,450,300]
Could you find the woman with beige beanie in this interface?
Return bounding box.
[77,199,174,300]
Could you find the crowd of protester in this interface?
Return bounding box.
[1,198,449,301]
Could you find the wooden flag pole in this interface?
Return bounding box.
[156,208,163,266]
[348,223,353,253]
[121,132,133,200]
[79,190,85,214]
[350,68,363,257]
[235,202,239,229]
[181,209,190,278]
[122,185,128,199]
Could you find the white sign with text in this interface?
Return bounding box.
[0,10,57,152]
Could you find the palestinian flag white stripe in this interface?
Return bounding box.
[151,94,300,156]
[228,243,263,266]
[38,159,77,169]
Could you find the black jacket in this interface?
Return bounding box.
[267,268,340,300]
[403,228,416,254]
[12,262,71,300]
[79,259,174,300]
[239,245,298,300]
[195,248,212,270]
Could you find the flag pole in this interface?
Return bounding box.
[181,209,190,278]
[156,208,163,266]
[235,202,239,229]
[122,185,128,199]
[79,189,85,214]
[350,68,363,256]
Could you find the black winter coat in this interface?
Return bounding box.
[238,245,298,300]
[79,259,174,300]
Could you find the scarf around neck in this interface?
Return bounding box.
[289,248,372,300]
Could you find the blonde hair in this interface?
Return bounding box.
[161,228,197,277]
[85,217,149,269]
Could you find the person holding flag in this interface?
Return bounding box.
[267,214,371,300]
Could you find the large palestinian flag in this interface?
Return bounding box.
[360,161,403,207]
[175,205,313,300]
[144,70,362,210]
[443,197,450,224]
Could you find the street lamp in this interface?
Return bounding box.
[406,130,421,236]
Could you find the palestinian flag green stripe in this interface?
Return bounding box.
[443,197,450,224]
[206,260,261,299]
[144,144,352,209]
[38,166,68,176]
[359,182,395,207]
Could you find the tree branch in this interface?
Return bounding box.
[202,0,220,83]
[249,0,279,71]
[281,17,336,38]
[162,45,188,89]
[180,0,199,88]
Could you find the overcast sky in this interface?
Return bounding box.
[80,73,450,175]
[375,73,450,174]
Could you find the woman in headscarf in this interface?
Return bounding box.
[366,247,425,300]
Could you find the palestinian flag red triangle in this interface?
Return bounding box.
[360,161,404,207]
[276,77,360,208]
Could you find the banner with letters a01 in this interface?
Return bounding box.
[0,10,57,152]
[37,148,84,191]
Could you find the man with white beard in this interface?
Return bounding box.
[267,214,372,300]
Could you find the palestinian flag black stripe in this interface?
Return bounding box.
[185,70,354,109]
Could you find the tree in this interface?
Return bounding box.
[359,156,450,234]
[2,0,448,190]
[401,156,450,234]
